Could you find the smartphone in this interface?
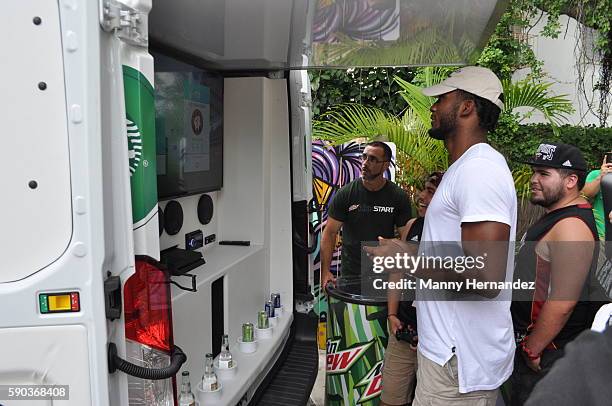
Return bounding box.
[606,152,612,164]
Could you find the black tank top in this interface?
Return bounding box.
[511,203,600,348]
[397,217,424,326]
[405,217,424,242]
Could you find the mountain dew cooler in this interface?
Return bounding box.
[326,276,389,406]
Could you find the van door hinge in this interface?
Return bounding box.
[99,0,148,46]
[104,274,122,321]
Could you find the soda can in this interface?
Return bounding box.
[265,301,274,318]
[258,310,269,329]
[271,293,281,309]
[242,323,254,342]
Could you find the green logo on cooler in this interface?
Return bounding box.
[126,117,143,176]
[326,298,388,406]
[123,66,157,225]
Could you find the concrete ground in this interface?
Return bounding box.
[308,349,326,406]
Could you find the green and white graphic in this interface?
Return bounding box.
[123,64,159,258]
[326,297,388,406]
[126,118,143,175]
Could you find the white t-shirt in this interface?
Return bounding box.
[415,143,517,393]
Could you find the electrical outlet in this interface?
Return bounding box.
[205,234,216,245]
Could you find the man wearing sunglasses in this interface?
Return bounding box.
[320,141,412,289]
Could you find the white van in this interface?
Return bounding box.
[0,0,506,404]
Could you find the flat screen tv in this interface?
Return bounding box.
[152,50,223,199]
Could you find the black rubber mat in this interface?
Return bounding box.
[252,312,319,406]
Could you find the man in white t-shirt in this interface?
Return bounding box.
[366,66,517,405]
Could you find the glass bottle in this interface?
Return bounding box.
[178,371,196,406]
[202,353,219,391]
[218,334,234,369]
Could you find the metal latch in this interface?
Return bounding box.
[99,0,148,46]
[104,273,122,321]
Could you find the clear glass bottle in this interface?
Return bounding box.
[218,334,234,369]
[178,371,196,406]
[202,353,219,391]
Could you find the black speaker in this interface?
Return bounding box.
[158,206,164,236]
[197,194,214,225]
[163,200,183,235]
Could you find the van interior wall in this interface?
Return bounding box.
[158,77,293,388]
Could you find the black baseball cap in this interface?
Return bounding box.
[523,142,587,171]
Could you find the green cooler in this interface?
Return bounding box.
[326,276,389,406]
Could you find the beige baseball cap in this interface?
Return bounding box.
[422,66,504,110]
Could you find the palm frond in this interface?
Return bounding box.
[394,75,436,128]
[502,79,574,126]
[512,165,533,204]
[312,102,447,188]
[313,103,398,145]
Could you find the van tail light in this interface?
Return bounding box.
[123,258,178,405]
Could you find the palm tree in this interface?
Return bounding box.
[313,67,574,194]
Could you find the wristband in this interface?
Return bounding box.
[387,314,398,319]
[520,338,541,360]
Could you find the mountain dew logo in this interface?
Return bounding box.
[123,65,157,226]
[126,117,143,176]
[355,360,384,403]
[326,338,374,374]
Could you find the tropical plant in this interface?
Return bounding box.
[312,67,574,195]
[501,79,574,127]
[313,103,448,190]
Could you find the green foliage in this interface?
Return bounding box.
[313,103,448,189]
[490,123,612,172]
[530,1,611,50]
[477,2,543,80]
[313,66,578,195]
[502,79,574,126]
[492,122,612,200]
[310,68,415,118]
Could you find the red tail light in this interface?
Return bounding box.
[124,259,174,352]
[124,259,178,405]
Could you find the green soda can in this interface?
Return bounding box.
[242,322,254,342]
[258,311,269,329]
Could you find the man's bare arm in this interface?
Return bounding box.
[320,217,343,291]
[398,218,415,241]
[366,221,511,298]
[415,221,510,297]
[523,218,595,354]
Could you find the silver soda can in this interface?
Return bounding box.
[258,310,269,329]
[265,301,274,318]
[242,322,254,342]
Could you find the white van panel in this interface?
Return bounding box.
[0,325,92,405]
[0,0,72,282]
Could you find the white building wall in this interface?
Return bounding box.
[512,12,610,126]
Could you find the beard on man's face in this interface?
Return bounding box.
[362,166,383,181]
[530,181,565,208]
[428,106,459,140]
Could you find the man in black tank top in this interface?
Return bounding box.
[510,143,602,405]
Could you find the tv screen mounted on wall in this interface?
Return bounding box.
[152,50,223,199]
